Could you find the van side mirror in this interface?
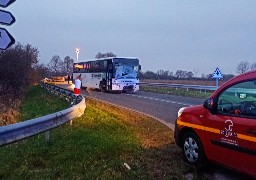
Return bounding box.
[203,98,216,112]
[139,65,141,71]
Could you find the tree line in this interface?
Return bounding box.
[46,52,253,81]
[46,52,117,76]
[0,44,75,112]
[0,43,41,103]
[236,61,256,74]
[139,70,235,81]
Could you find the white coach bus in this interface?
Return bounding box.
[72,57,141,93]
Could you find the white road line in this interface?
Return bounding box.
[126,94,192,106]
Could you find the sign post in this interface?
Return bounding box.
[0,0,15,50]
[75,48,80,62]
[212,67,223,88]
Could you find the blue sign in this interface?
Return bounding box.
[212,67,223,79]
[0,27,15,50]
[0,9,15,25]
[0,0,15,50]
[0,0,15,8]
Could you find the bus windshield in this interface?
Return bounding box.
[115,65,138,79]
[113,58,139,79]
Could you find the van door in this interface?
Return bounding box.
[204,80,256,175]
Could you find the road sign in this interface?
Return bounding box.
[0,9,15,25]
[0,27,15,50]
[212,67,223,88]
[0,0,15,8]
[0,0,16,50]
[212,67,223,79]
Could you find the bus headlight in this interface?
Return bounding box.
[178,107,186,117]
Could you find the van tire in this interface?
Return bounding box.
[181,132,205,166]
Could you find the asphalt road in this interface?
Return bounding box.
[82,88,204,129]
[58,83,205,128]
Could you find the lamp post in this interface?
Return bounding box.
[75,48,80,62]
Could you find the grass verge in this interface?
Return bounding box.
[140,85,212,99]
[0,86,208,179]
[18,85,70,121]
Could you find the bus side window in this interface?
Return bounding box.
[103,61,107,71]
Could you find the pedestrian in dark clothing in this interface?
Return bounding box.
[67,75,70,84]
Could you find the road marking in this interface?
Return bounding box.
[126,94,192,106]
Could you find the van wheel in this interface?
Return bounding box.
[182,132,205,166]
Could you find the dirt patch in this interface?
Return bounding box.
[0,98,20,126]
[0,106,19,126]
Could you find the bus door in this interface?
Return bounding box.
[106,63,113,90]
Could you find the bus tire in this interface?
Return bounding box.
[81,83,87,90]
[99,82,106,92]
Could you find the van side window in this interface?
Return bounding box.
[217,80,256,118]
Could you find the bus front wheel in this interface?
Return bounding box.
[99,82,106,92]
[81,83,87,90]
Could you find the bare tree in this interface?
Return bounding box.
[157,70,163,76]
[47,55,63,75]
[95,52,116,59]
[175,70,190,78]
[142,71,157,79]
[0,43,40,103]
[193,69,199,77]
[236,61,250,74]
[251,63,256,71]
[64,56,74,74]
[175,70,182,78]
[187,71,194,79]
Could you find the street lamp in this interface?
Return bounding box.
[75,48,80,62]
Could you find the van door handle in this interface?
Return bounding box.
[246,129,256,135]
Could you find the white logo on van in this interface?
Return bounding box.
[220,120,237,138]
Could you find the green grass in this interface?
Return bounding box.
[18,85,70,121]
[0,86,211,179]
[141,85,212,99]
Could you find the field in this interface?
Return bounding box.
[141,79,225,86]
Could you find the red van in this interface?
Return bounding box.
[174,70,256,177]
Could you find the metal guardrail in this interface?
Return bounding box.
[0,82,86,147]
[140,82,218,91]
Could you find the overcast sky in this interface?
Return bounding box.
[6,0,256,76]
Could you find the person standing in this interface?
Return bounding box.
[67,75,70,84]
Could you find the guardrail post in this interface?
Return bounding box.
[44,131,50,143]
